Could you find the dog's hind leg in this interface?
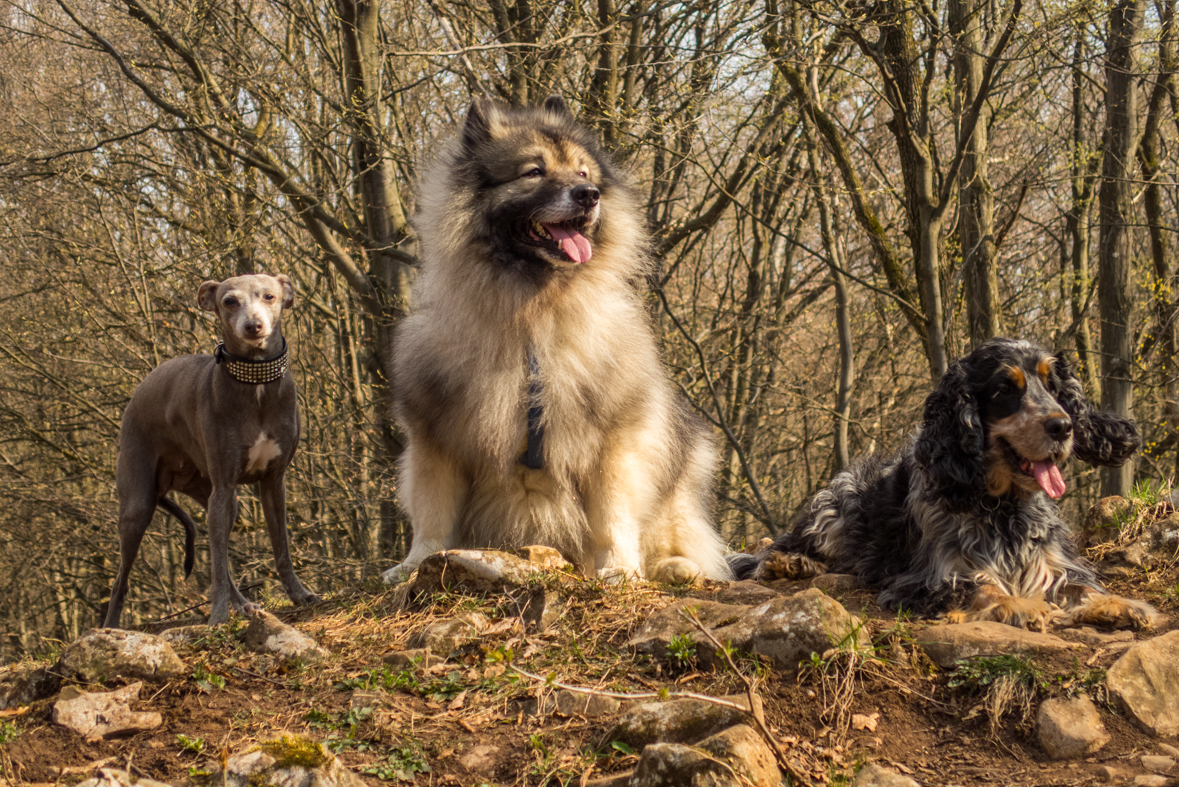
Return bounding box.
[383,440,465,584]
[104,485,158,629]
[259,474,320,606]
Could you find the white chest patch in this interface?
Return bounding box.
[246,433,282,474]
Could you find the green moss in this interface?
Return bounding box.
[257,734,331,768]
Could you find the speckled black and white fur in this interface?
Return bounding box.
[732,338,1159,630]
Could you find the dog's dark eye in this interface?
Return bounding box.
[578,170,588,178]
[223,297,238,307]
[523,167,544,178]
[264,293,275,302]
[996,381,1018,397]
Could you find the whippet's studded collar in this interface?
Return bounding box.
[214,339,289,384]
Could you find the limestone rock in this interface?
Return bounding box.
[58,629,185,683]
[52,682,163,741]
[628,600,747,663]
[459,744,499,775]
[1142,755,1176,774]
[77,768,172,787]
[604,696,750,749]
[630,591,867,670]
[854,763,921,787]
[699,589,869,669]
[711,580,781,606]
[1083,496,1135,547]
[184,734,366,787]
[1161,743,1179,758]
[1036,696,1109,759]
[0,664,60,710]
[694,724,780,786]
[811,574,861,594]
[382,648,445,671]
[1132,775,1171,787]
[554,690,622,718]
[630,725,779,787]
[407,612,488,655]
[409,550,542,595]
[1106,630,1179,737]
[916,621,1082,669]
[514,545,571,570]
[158,625,214,647]
[1096,764,1129,782]
[242,611,328,664]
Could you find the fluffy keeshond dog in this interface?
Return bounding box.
[382,96,730,585]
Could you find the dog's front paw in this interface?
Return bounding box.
[596,566,640,585]
[973,595,1057,631]
[757,551,826,581]
[381,562,418,585]
[651,557,703,585]
[1059,593,1160,631]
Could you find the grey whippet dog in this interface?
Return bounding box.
[104,273,319,628]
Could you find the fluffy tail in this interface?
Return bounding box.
[157,496,197,578]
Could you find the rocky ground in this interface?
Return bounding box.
[2,499,1179,787]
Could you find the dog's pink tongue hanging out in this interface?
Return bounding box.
[546,225,592,262]
[1031,460,1066,499]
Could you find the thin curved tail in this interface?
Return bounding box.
[157,496,197,578]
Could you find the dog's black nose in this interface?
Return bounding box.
[1045,416,1072,440]
[572,184,599,208]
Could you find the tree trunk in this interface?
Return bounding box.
[1098,0,1145,497]
[952,0,1000,348]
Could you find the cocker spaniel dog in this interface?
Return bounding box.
[732,338,1159,631]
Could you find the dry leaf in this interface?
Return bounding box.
[448,690,468,711]
[851,712,880,732]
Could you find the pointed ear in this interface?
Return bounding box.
[197,281,221,312]
[462,97,501,151]
[914,359,987,511]
[542,95,571,117]
[1049,351,1141,466]
[276,274,295,310]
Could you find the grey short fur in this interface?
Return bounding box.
[104,273,319,628]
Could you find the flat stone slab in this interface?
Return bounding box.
[1106,630,1179,737]
[53,682,162,741]
[915,621,1082,668]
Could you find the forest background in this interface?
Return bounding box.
[0,0,1174,661]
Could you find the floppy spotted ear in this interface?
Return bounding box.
[914,358,987,511]
[1048,351,1141,467]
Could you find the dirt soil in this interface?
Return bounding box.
[2,557,1178,786]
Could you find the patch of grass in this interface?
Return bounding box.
[191,662,226,692]
[362,741,432,781]
[949,654,1044,735]
[1051,659,1107,700]
[177,733,205,753]
[0,721,21,744]
[1131,478,1172,507]
[666,633,697,670]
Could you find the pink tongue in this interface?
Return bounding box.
[545,224,592,263]
[1032,460,1066,499]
